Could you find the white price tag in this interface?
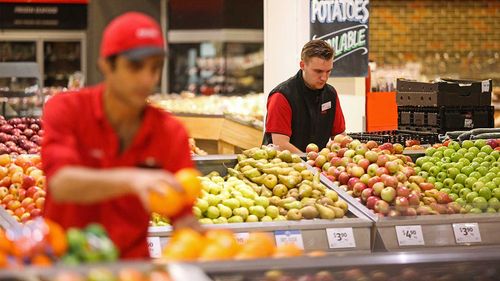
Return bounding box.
[274,230,304,249]
[453,223,482,244]
[482,80,490,92]
[326,228,356,249]
[147,237,162,258]
[395,225,425,246]
[234,232,249,244]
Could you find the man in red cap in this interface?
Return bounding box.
[42,12,199,259]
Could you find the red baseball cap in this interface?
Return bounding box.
[100,12,165,60]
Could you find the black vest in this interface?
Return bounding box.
[263,70,337,151]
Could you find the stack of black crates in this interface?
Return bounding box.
[396,78,494,134]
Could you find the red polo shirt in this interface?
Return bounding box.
[41,83,193,259]
[266,92,346,137]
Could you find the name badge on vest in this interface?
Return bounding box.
[321,101,332,113]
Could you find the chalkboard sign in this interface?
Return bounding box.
[310,0,369,77]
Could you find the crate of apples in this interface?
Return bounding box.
[0,154,45,222]
[306,135,460,217]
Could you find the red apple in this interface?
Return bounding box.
[326,152,337,161]
[7,200,20,210]
[347,177,360,190]
[350,166,365,178]
[333,134,345,144]
[306,143,319,153]
[0,186,8,198]
[17,188,26,201]
[14,207,25,217]
[33,190,46,201]
[372,182,385,196]
[385,161,400,174]
[419,182,435,191]
[35,197,45,209]
[26,186,40,198]
[306,159,315,166]
[376,154,389,167]
[381,186,396,202]
[21,197,34,208]
[21,175,35,189]
[337,148,347,157]
[307,151,318,161]
[20,212,31,223]
[2,194,14,204]
[0,177,11,187]
[357,159,370,171]
[367,176,381,188]
[366,196,380,210]
[353,182,367,197]
[338,172,350,185]
[364,150,378,163]
[374,200,390,215]
[375,167,389,177]
[26,203,36,212]
[379,143,394,154]
[395,196,409,212]
[366,140,378,150]
[396,186,410,198]
[30,208,42,217]
[382,175,398,188]
[361,187,373,202]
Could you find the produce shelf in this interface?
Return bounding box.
[148,155,375,258]
[317,172,500,252]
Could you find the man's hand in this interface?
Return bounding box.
[125,168,184,212]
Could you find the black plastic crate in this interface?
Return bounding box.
[396,78,492,107]
[398,106,494,134]
[347,130,439,145]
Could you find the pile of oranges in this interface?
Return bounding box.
[0,218,67,268]
[162,229,303,262]
[149,168,202,218]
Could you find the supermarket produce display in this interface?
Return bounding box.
[0,116,42,155]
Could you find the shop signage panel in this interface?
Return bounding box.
[0,2,87,29]
[310,0,370,77]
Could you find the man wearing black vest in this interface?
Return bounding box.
[263,40,346,153]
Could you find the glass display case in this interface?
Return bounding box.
[43,41,82,87]
[168,42,263,96]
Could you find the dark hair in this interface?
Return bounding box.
[301,40,334,62]
[106,54,118,70]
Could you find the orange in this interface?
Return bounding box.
[163,228,205,261]
[0,154,11,166]
[0,229,12,254]
[272,244,303,258]
[31,254,52,267]
[175,168,202,203]
[200,230,239,261]
[149,185,184,218]
[235,232,276,260]
[45,219,68,257]
[0,252,7,268]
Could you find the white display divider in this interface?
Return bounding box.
[147,155,374,258]
[314,166,500,252]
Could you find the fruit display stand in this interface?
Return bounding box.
[174,114,263,154]
[147,155,374,257]
[196,247,500,280]
[317,172,500,252]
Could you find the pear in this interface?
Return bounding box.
[213,217,228,224]
[195,198,209,212]
[260,216,273,222]
[312,182,326,192]
[206,206,220,219]
[255,196,270,208]
[334,200,349,212]
[279,207,288,216]
[299,184,313,198]
[263,146,277,159]
[300,169,314,181]
[300,180,313,187]
[218,204,233,218]
[278,175,300,189]
[279,197,296,207]
[244,168,261,179]
[246,215,259,222]
[270,158,282,164]
[278,167,294,175]
[228,215,244,223]
[243,147,259,157]
[250,184,262,195]
[199,218,213,224]
[272,184,288,197]
[240,165,254,173]
[237,154,247,162]
[284,201,302,210]
[239,158,257,168]
[278,162,290,168]
[262,167,281,175]
[301,197,317,207]
[311,190,323,199]
[237,196,255,209]
[288,191,300,199]
[291,154,302,163]
[286,209,303,220]
[330,206,345,218]
[206,194,221,206]
[300,206,319,219]
[269,196,281,206]
[252,149,268,160]
[266,205,280,219]
[222,198,240,209]
[207,171,220,178]
[193,207,202,218]
[263,174,278,189]
[312,172,321,184]
[249,205,266,219]
[293,163,307,172]
[240,187,257,199]
[315,204,336,219]
[233,207,249,220]
[251,174,266,185]
[274,215,287,221]
[317,197,334,206]
[227,168,244,180]
[278,150,293,163]
[260,186,273,197]
[325,190,339,202]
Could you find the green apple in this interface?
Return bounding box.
[455,174,467,185]
[461,166,474,176]
[469,207,483,214]
[459,188,472,199]
[472,181,485,193]
[455,197,467,207]
[479,187,492,200]
[466,191,479,203]
[449,193,459,201]
[443,148,455,157]
[451,183,464,194]
[462,140,474,149]
[464,177,478,189]
[443,178,455,189]
[447,168,460,179]
[472,196,488,211]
